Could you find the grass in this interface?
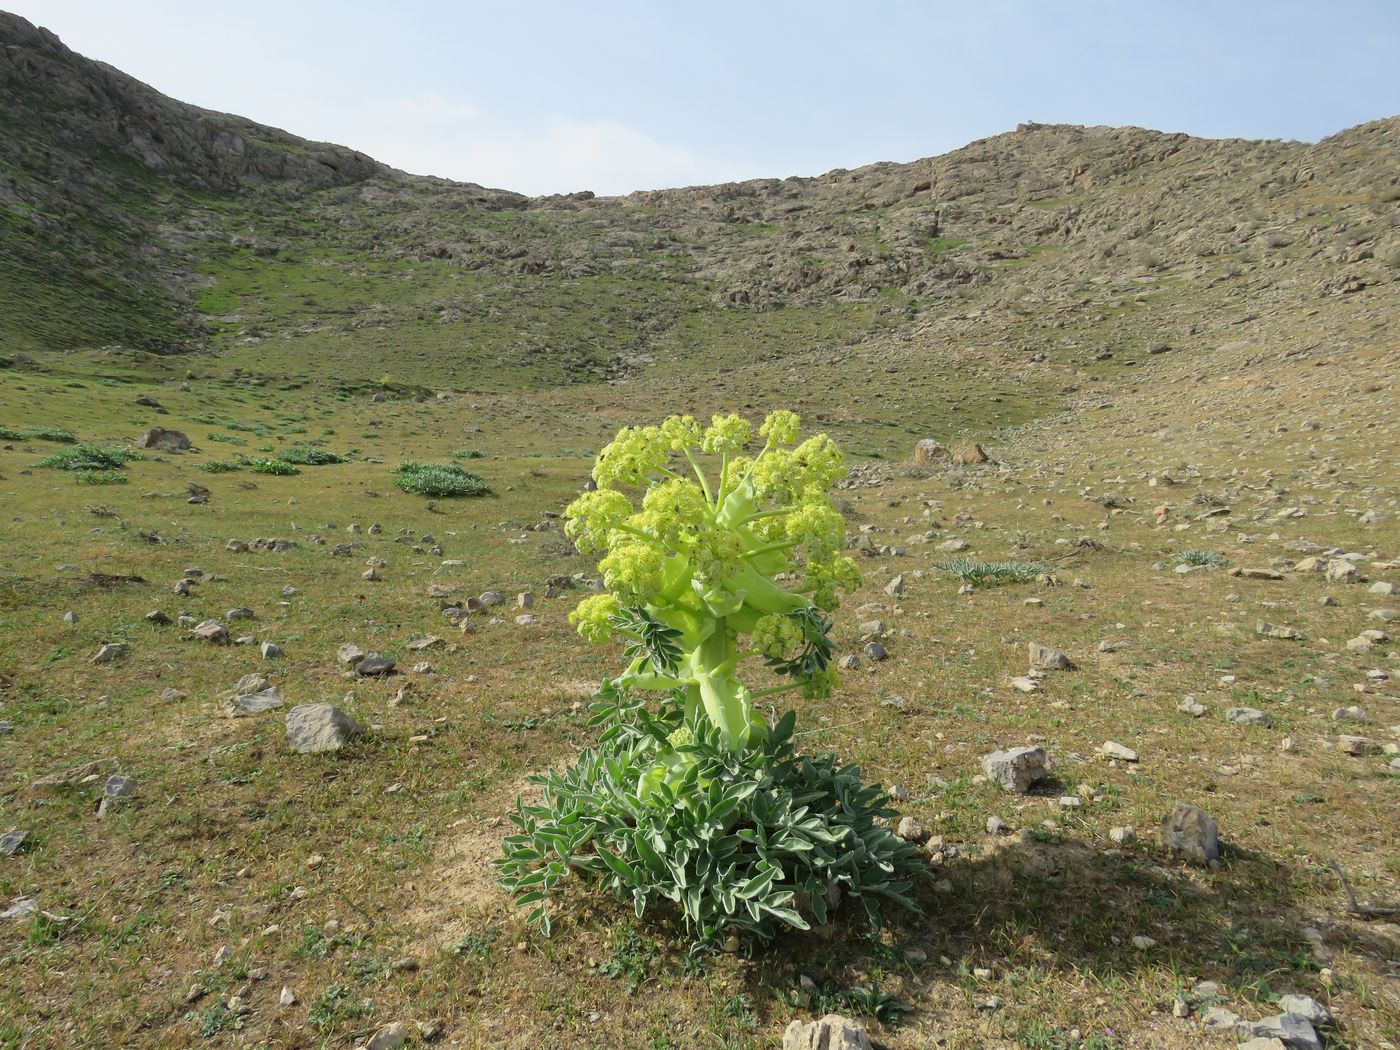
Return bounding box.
[1174,549,1228,568]
[246,457,300,475]
[37,444,137,471]
[0,424,76,443]
[277,445,347,465]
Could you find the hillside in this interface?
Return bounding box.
[1,10,1398,1050]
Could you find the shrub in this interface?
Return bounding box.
[74,469,129,485]
[1174,549,1227,568]
[278,445,346,466]
[449,448,485,460]
[0,425,76,443]
[496,411,925,946]
[199,460,243,474]
[392,461,490,497]
[933,558,1050,585]
[247,458,300,476]
[38,444,136,471]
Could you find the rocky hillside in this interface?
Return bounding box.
[2,9,1397,368]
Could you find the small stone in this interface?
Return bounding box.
[1337,735,1378,756]
[1160,802,1220,865]
[103,774,136,798]
[782,1014,873,1050]
[1109,826,1136,845]
[191,620,229,644]
[279,986,296,1007]
[366,1022,409,1050]
[838,654,862,670]
[355,653,396,676]
[0,830,29,857]
[226,607,254,621]
[1276,995,1331,1026]
[1029,642,1076,670]
[1131,934,1157,949]
[862,641,887,662]
[884,574,905,597]
[1059,795,1081,809]
[260,641,283,660]
[1226,707,1272,727]
[1101,741,1139,762]
[895,816,926,843]
[91,642,129,664]
[336,642,366,665]
[1331,706,1367,723]
[145,610,171,625]
[982,746,1050,793]
[285,703,364,754]
[225,686,284,717]
[63,611,78,624]
[1178,697,1207,717]
[986,815,1009,836]
[1256,621,1305,641]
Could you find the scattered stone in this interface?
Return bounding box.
[1276,995,1331,1026]
[1331,706,1368,723]
[986,815,1010,835]
[1369,608,1398,623]
[1178,697,1207,717]
[191,620,229,644]
[260,641,283,660]
[862,641,887,662]
[838,654,862,670]
[225,687,284,717]
[982,746,1050,794]
[1131,934,1157,950]
[1226,707,1272,727]
[366,1022,409,1050]
[103,774,136,798]
[1337,735,1378,756]
[1109,826,1136,845]
[911,439,951,467]
[337,643,366,665]
[1325,560,1360,584]
[226,607,254,621]
[0,830,28,857]
[63,610,78,624]
[1,897,38,920]
[355,653,395,676]
[884,574,905,597]
[1160,802,1220,865]
[1231,567,1283,580]
[936,537,969,553]
[1101,741,1139,762]
[1009,676,1039,692]
[135,427,190,452]
[278,986,296,1007]
[1256,621,1304,641]
[895,816,926,842]
[782,1014,873,1050]
[91,642,129,664]
[145,609,171,625]
[1029,642,1075,670]
[285,703,363,754]
[1237,1013,1323,1050]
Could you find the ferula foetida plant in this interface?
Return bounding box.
[497,411,924,944]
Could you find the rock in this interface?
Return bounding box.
[191,620,229,644]
[1160,802,1220,865]
[837,654,862,670]
[954,442,990,465]
[1256,621,1304,641]
[895,816,926,842]
[1325,560,1360,584]
[1370,581,1396,595]
[862,641,887,662]
[1178,697,1207,717]
[1294,557,1324,573]
[1276,995,1331,1026]
[1226,707,1272,727]
[982,746,1050,793]
[366,1022,409,1050]
[912,439,951,467]
[986,815,1009,835]
[478,590,505,608]
[260,641,283,659]
[1237,1039,1289,1050]
[285,703,363,753]
[1,897,38,920]
[0,830,28,857]
[1369,608,1399,623]
[91,642,129,664]
[1336,735,1378,756]
[1131,934,1157,949]
[1238,1013,1322,1050]
[278,986,296,1007]
[782,1014,873,1050]
[1009,676,1039,692]
[884,574,905,597]
[337,643,366,665]
[225,686,284,717]
[1029,642,1075,670]
[936,537,969,553]
[1101,741,1139,762]
[145,609,171,625]
[135,427,190,452]
[1231,567,1284,580]
[355,653,395,676]
[226,607,254,621]
[1109,826,1136,845]
[103,774,136,797]
[1331,706,1367,723]
[362,567,380,582]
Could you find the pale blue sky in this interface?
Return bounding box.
[14,1,1400,195]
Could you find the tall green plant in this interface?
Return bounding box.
[497,412,925,944]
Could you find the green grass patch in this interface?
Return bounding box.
[278,445,346,466]
[247,458,300,476]
[38,444,137,471]
[1174,549,1227,568]
[198,460,243,474]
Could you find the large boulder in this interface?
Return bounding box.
[982,746,1050,793]
[911,439,951,467]
[136,427,190,452]
[1160,802,1220,864]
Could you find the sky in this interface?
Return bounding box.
[12,1,1400,196]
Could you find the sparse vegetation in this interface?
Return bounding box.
[246,457,300,475]
[933,558,1051,585]
[37,444,137,471]
[391,461,490,497]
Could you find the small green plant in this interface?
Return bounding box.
[74,469,129,485]
[1,424,76,443]
[38,444,136,471]
[247,458,300,476]
[198,460,243,473]
[392,461,490,497]
[306,984,373,1030]
[449,448,485,460]
[1174,549,1227,568]
[206,432,246,445]
[933,558,1050,585]
[278,445,346,465]
[497,412,925,946]
[593,925,660,993]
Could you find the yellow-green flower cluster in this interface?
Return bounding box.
[751,613,805,659]
[570,593,620,644]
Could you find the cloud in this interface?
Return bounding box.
[339,95,726,196]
